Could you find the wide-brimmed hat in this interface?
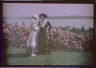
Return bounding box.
[32,14,38,19]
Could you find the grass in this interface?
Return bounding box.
[5,48,93,65]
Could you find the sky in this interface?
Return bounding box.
[3,3,93,17]
[3,3,93,29]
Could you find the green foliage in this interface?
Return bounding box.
[81,26,85,32]
[88,27,93,33]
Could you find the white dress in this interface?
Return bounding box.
[27,18,39,48]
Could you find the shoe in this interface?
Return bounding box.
[31,53,36,56]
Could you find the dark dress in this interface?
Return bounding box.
[37,20,52,54]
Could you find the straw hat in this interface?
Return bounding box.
[32,14,38,19]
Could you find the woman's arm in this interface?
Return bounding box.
[34,26,39,31]
[30,21,39,31]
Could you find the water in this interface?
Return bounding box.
[4,18,93,30]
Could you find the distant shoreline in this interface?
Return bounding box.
[3,16,93,19]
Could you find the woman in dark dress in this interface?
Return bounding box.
[38,13,52,54]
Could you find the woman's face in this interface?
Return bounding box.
[40,16,45,20]
[34,17,38,20]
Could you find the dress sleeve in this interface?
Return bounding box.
[34,25,39,31]
[30,21,39,31]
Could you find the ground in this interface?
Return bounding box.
[5,48,93,65]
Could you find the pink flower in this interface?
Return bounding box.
[52,28,56,32]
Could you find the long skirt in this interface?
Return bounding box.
[26,31,37,54]
[37,29,47,54]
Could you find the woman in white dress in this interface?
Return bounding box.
[26,14,39,56]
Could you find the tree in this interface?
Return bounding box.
[81,26,85,32]
[88,27,93,33]
[71,27,77,33]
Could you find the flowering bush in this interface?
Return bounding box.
[2,21,93,51]
[2,21,29,48]
[47,28,93,51]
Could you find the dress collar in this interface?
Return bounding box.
[40,19,48,28]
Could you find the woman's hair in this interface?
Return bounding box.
[39,13,48,19]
